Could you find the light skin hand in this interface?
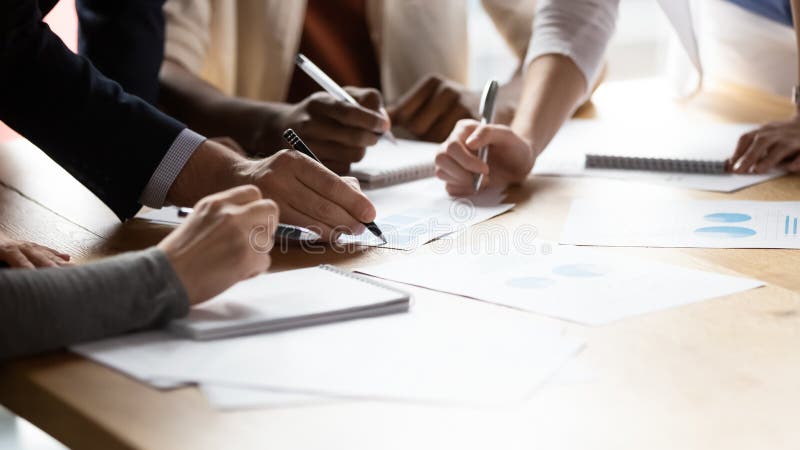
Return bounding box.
[729,115,800,174]
[237,150,375,240]
[157,185,278,305]
[0,230,71,269]
[435,119,535,196]
[165,140,377,243]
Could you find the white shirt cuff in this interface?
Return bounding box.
[139,129,206,208]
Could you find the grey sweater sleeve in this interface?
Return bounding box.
[0,248,190,360]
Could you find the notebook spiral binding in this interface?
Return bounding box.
[319,265,414,301]
[365,163,436,188]
[585,154,727,174]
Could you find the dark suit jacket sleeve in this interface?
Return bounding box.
[76,0,166,104]
[0,0,186,220]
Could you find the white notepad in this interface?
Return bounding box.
[169,265,411,340]
[348,139,437,187]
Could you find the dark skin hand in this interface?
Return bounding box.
[159,61,388,175]
[388,74,517,144]
[265,88,390,174]
[729,114,800,174]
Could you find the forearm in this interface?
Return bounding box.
[0,248,189,360]
[0,0,186,220]
[159,61,287,154]
[793,0,800,87]
[511,54,587,155]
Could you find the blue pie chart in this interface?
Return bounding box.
[694,226,756,238]
[552,263,606,278]
[703,213,751,223]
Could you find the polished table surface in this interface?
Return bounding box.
[1,79,800,450]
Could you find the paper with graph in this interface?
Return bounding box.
[561,199,800,249]
[357,246,762,325]
[340,178,513,250]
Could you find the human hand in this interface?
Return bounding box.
[166,139,376,242]
[729,116,800,174]
[209,136,247,157]
[435,119,535,196]
[0,230,71,269]
[268,88,390,174]
[237,150,376,241]
[158,185,278,305]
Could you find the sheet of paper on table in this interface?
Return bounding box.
[561,198,800,249]
[341,177,514,250]
[195,356,597,411]
[137,179,513,251]
[532,119,782,192]
[72,286,583,407]
[356,246,763,325]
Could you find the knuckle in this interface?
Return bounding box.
[352,147,367,162]
[314,201,336,220]
[445,141,462,157]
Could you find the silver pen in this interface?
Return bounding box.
[473,80,499,192]
[295,54,397,145]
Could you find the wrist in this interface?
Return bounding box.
[166,139,251,207]
[247,102,292,156]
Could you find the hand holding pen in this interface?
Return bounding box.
[283,129,387,244]
[433,80,536,197]
[296,54,397,146]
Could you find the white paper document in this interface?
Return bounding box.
[72,292,582,406]
[356,247,763,325]
[138,179,513,251]
[532,120,782,192]
[341,178,514,250]
[562,198,800,249]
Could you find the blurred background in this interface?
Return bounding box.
[0,1,672,448]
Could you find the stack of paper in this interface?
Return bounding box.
[72,284,583,407]
[532,119,782,192]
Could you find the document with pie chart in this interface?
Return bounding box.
[357,246,762,325]
[561,199,800,249]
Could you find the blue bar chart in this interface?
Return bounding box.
[784,215,798,236]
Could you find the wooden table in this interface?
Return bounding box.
[2,79,800,450]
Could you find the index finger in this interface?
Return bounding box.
[294,159,377,223]
[309,99,387,133]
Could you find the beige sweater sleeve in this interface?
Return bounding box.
[163,0,213,73]
[481,0,537,61]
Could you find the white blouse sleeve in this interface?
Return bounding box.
[525,0,621,93]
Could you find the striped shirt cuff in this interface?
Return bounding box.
[139,129,207,208]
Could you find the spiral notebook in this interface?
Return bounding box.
[169,265,411,340]
[585,154,728,174]
[576,121,753,175]
[348,139,437,187]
